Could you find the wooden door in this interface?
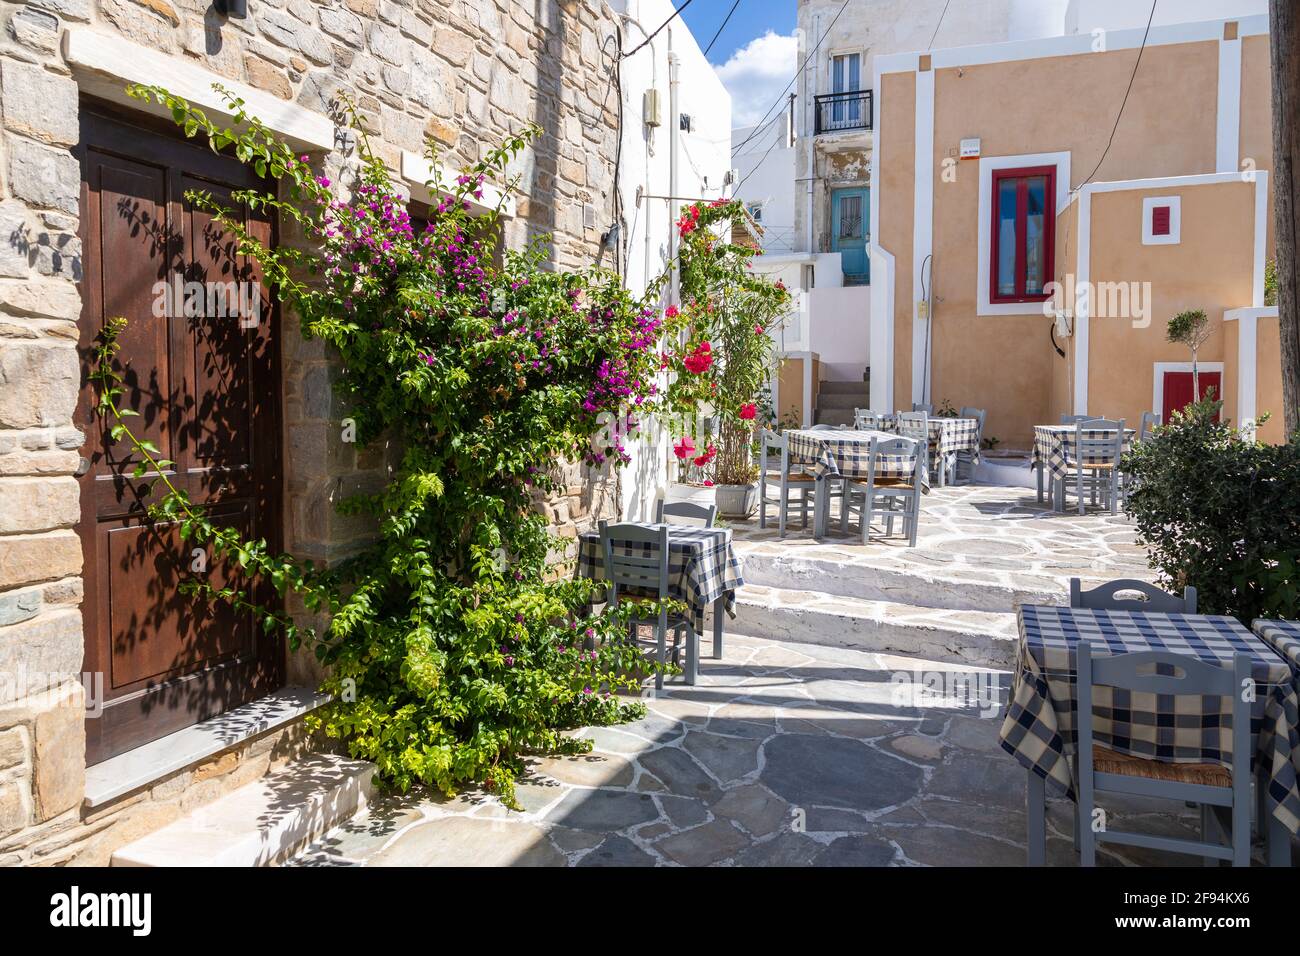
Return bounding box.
[1161,370,1222,423]
[831,188,869,284]
[75,103,284,765]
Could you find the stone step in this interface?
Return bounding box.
[816,391,870,410]
[813,408,855,426]
[818,379,870,394]
[111,753,375,867]
[737,547,1062,614]
[727,584,1019,669]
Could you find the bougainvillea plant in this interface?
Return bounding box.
[99,84,690,807]
[661,200,791,486]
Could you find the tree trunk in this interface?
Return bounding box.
[1272,0,1300,437]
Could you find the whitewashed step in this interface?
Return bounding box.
[737,549,1061,614]
[727,584,1019,669]
[111,753,375,867]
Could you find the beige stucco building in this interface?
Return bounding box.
[869,12,1281,449]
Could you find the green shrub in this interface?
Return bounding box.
[1124,398,1300,623]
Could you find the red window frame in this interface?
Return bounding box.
[989,165,1056,304]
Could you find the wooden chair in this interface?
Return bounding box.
[841,436,925,546]
[758,429,817,538]
[1138,410,1160,442]
[853,407,886,430]
[1061,414,1090,425]
[895,411,933,485]
[956,406,986,482]
[1069,577,1197,613]
[598,520,696,688]
[912,402,934,415]
[1076,641,1252,866]
[655,499,717,527]
[1059,418,1124,514]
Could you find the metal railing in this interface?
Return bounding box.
[814,90,873,134]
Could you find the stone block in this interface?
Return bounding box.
[319,6,365,46]
[0,278,82,321]
[0,775,32,834]
[0,531,82,590]
[0,611,84,692]
[0,588,41,627]
[0,478,79,533]
[0,726,29,771]
[243,54,292,100]
[5,138,79,215]
[0,63,79,147]
[0,342,78,428]
[7,7,59,55]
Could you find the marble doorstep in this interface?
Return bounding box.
[84,686,330,808]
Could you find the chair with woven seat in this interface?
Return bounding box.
[1070,577,1196,613]
[955,406,986,483]
[598,520,696,689]
[758,429,817,537]
[1057,418,1124,514]
[1076,641,1252,866]
[655,499,717,527]
[841,436,925,546]
[853,407,886,430]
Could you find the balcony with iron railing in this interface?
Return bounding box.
[814,90,873,135]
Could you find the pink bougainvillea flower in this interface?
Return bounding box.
[665,304,679,318]
[703,480,714,487]
[739,403,757,420]
[673,436,696,459]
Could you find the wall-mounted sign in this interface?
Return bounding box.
[959,137,981,160]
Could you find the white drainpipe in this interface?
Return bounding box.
[668,45,681,307]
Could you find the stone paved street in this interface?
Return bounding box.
[290,631,1236,867]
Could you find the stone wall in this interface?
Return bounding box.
[0,0,624,861]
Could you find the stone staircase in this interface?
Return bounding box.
[724,550,1026,669]
[814,379,870,426]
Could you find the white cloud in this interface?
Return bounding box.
[713,30,798,129]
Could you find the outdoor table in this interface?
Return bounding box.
[1030,424,1135,511]
[880,415,980,487]
[785,428,927,539]
[576,524,743,662]
[1001,605,1300,866]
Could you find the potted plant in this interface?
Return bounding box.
[662,200,791,518]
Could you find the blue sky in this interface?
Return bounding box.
[679,0,795,64]
[678,0,799,127]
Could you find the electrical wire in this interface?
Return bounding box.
[1075,0,1157,190]
[621,0,694,59]
[730,0,853,156]
[703,0,742,58]
[926,0,952,50]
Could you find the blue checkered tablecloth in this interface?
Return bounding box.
[576,525,743,633]
[882,415,981,468]
[1032,424,1135,482]
[785,428,927,487]
[1000,606,1300,834]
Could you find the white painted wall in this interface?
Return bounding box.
[808,286,872,383]
[732,114,797,254]
[611,0,732,519]
[1065,0,1267,34]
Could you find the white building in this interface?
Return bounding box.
[611,0,733,518]
[733,111,797,254]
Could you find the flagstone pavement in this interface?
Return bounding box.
[288,632,1258,867]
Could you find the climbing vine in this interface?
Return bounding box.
[95,85,698,806]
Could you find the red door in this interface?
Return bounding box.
[1161,370,1222,423]
[75,102,284,765]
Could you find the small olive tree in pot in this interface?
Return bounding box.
[1166,308,1214,398]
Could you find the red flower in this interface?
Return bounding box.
[739,403,757,420]
[665,304,679,318]
[703,480,714,487]
[754,324,764,335]
[673,436,696,459]
[683,341,713,374]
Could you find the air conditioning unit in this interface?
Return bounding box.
[1053,310,1073,339]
